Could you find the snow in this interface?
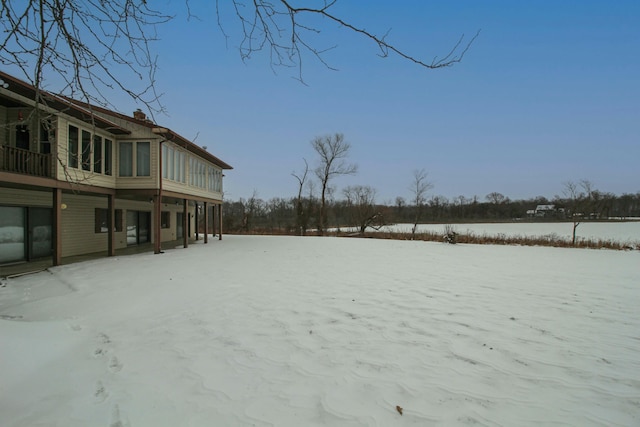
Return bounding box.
[1,235,639,426]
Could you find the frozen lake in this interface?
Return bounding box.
[375,221,640,245]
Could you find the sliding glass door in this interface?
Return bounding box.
[0,207,25,263]
[126,210,151,246]
[0,206,52,264]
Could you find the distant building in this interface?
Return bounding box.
[535,205,556,217]
[527,204,563,218]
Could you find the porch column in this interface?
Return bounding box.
[52,188,62,266]
[212,203,217,237]
[195,202,199,241]
[154,194,162,254]
[107,194,115,257]
[204,202,208,244]
[218,204,223,241]
[183,199,189,248]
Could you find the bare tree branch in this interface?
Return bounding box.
[1,1,171,118]
[218,0,480,82]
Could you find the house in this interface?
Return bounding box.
[534,204,556,217]
[0,70,232,271]
[526,204,565,219]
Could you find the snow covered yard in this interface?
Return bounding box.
[1,235,639,426]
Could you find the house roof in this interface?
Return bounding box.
[93,106,233,170]
[535,204,555,211]
[0,70,131,135]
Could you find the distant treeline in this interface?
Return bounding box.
[217,191,640,234]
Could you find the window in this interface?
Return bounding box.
[161,211,170,229]
[168,146,175,180]
[188,157,220,190]
[104,139,112,176]
[162,145,168,178]
[177,152,185,182]
[94,135,102,173]
[162,145,187,183]
[81,130,91,171]
[208,168,222,192]
[66,125,112,175]
[68,125,79,168]
[40,122,51,154]
[119,142,133,176]
[15,125,30,150]
[136,141,150,176]
[94,208,123,233]
[119,141,150,177]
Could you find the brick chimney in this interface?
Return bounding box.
[133,109,146,121]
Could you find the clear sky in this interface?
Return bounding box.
[40,1,640,202]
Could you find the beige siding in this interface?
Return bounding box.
[59,194,194,257]
[0,189,195,258]
[0,188,52,206]
[161,180,222,201]
[55,117,69,180]
[60,193,110,257]
[184,186,223,201]
[158,203,190,242]
[60,195,142,257]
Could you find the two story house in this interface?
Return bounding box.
[0,70,232,271]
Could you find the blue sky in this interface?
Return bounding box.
[36,1,640,202]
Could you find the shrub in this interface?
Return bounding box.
[443,224,458,244]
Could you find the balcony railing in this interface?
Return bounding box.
[1,145,52,178]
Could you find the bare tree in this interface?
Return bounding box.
[485,192,506,205]
[580,179,595,200]
[409,169,433,239]
[563,181,583,245]
[563,179,601,245]
[343,185,383,234]
[429,195,449,221]
[292,158,310,235]
[312,133,357,234]
[241,190,263,232]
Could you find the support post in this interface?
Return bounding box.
[212,203,217,237]
[183,199,189,248]
[52,188,62,266]
[154,194,162,254]
[156,138,164,253]
[195,202,199,241]
[204,202,208,244]
[107,194,115,256]
[218,204,223,241]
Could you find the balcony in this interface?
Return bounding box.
[1,145,52,178]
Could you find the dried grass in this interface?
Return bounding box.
[227,227,638,251]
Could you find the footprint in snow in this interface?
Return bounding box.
[110,404,130,427]
[94,380,108,403]
[69,323,82,331]
[109,356,123,373]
